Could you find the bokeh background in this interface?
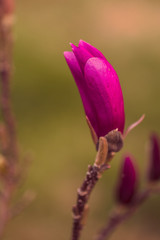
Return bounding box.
[3,0,160,239]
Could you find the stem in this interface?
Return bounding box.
[71,136,110,240]
[72,165,102,240]
[72,163,111,240]
[71,132,122,240]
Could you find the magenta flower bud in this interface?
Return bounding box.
[116,155,138,205]
[147,133,160,181]
[64,40,125,138]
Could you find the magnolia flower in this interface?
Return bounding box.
[148,133,160,181]
[64,40,125,139]
[115,155,138,205]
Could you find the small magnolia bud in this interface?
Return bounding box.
[105,129,123,153]
[147,133,160,182]
[115,155,138,205]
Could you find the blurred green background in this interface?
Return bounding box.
[3,0,160,239]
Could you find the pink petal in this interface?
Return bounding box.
[64,51,99,133]
[79,40,106,60]
[70,43,93,73]
[84,57,125,137]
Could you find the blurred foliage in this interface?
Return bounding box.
[2,0,160,239]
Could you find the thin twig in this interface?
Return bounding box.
[72,165,103,240]
[71,128,125,240]
[71,137,110,240]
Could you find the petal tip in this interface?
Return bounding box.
[79,39,86,46]
[63,51,73,61]
[63,51,69,56]
[70,42,78,51]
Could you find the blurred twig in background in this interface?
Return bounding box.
[96,186,160,240]
[0,0,30,238]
